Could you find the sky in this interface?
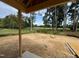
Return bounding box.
[0,1,73,26]
[0,1,47,26]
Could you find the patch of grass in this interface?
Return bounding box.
[0,29,18,36]
[36,28,79,38]
[36,29,60,35]
[0,28,36,37]
[0,28,79,37]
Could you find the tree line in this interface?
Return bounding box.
[0,13,35,29]
[43,0,79,32]
[0,1,79,32]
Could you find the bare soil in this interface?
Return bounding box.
[0,33,79,58]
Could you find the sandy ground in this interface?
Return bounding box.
[0,33,79,58]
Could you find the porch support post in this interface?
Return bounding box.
[18,10,22,57]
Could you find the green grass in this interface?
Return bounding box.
[0,28,36,37]
[0,28,79,37]
[35,28,79,38]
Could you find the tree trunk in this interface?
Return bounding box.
[30,13,33,31]
[72,0,77,32]
[73,9,77,32]
[63,4,67,31]
[52,19,54,33]
[55,7,57,32]
[75,16,78,31]
[73,15,78,32]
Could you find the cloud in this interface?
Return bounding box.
[67,2,72,6]
[22,13,30,17]
[22,9,47,26]
[35,9,47,16]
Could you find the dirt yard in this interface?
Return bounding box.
[0,33,79,58]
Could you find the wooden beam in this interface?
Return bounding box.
[25,0,69,13]
[18,10,22,57]
[1,0,69,13]
[1,0,26,12]
[25,0,32,7]
[71,0,76,3]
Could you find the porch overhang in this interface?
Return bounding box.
[1,0,69,13]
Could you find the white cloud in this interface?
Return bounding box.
[22,13,30,17]
[35,9,47,16]
[67,2,72,6]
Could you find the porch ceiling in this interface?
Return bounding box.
[1,0,69,13]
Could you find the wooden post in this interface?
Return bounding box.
[18,10,22,57]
